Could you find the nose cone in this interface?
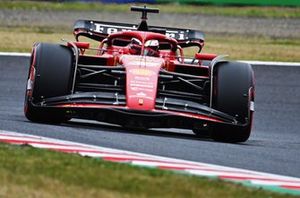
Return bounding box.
[121,55,164,110]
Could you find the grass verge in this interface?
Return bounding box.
[1,27,299,62]
[1,0,300,18]
[0,143,294,198]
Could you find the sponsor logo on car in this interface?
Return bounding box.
[92,22,186,40]
[129,68,155,76]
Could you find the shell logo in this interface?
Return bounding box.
[129,68,155,76]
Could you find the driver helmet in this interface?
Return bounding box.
[129,38,142,55]
[144,40,159,56]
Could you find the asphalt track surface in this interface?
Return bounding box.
[0,56,299,177]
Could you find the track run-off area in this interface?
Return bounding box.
[0,54,300,195]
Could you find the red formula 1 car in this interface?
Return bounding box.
[24,6,255,142]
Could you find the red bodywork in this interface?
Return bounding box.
[41,29,231,129]
[122,55,163,111]
[65,30,223,123]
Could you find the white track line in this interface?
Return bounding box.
[0,52,299,67]
[238,60,300,67]
[0,52,30,57]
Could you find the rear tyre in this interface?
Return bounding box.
[24,43,74,123]
[211,61,254,143]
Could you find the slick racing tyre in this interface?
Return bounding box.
[211,61,255,143]
[24,43,74,123]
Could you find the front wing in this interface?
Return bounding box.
[29,92,248,130]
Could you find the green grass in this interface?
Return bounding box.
[203,34,300,62]
[1,27,299,62]
[1,0,300,18]
[0,143,295,198]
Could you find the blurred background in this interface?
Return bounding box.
[29,0,300,6]
[0,0,299,61]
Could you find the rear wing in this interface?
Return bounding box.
[73,20,205,44]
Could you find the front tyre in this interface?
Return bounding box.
[211,61,255,143]
[24,43,74,123]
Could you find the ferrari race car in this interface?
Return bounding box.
[24,6,255,142]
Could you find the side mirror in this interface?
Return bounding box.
[195,53,217,61]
